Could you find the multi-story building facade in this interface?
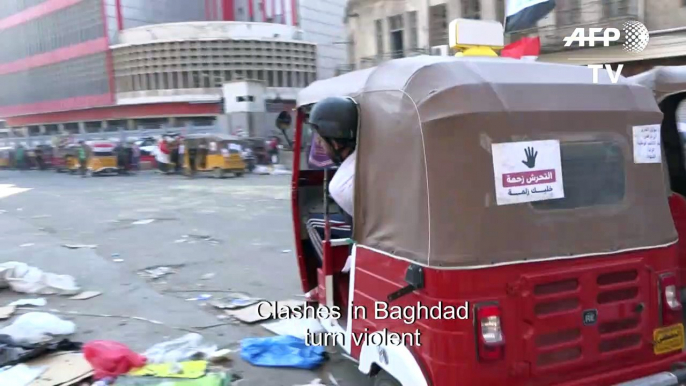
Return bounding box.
[344,0,686,76]
[0,0,345,140]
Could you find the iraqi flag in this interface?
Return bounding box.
[501,36,541,60]
[505,0,556,33]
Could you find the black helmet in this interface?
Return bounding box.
[308,96,358,143]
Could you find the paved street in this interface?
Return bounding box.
[0,170,371,386]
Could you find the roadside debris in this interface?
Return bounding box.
[200,273,215,280]
[240,335,325,369]
[0,312,76,345]
[128,360,207,378]
[69,291,102,300]
[281,249,291,253]
[132,219,155,225]
[225,300,304,324]
[20,243,34,247]
[83,340,146,379]
[27,351,93,386]
[0,262,80,295]
[294,379,325,386]
[261,318,324,340]
[143,334,217,365]
[8,298,47,307]
[62,244,98,249]
[0,363,47,385]
[187,294,212,302]
[138,266,180,280]
[30,215,52,219]
[208,293,261,310]
[271,165,292,175]
[113,259,125,263]
[0,305,15,319]
[253,165,270,175]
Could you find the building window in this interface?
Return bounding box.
[602,0,629,18]
[375,19,384,57]
[407,11,418,51]
[462,0,480,19]
[557,0,581,26]
[429,4,448,47]
[388,15,404,58]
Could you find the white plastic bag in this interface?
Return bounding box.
[253,165,270,175]
[0,312,76,344]
[0,364,47,386]
[0,262,79,295]
[143,333,217,364]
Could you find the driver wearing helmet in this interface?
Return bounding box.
[305,96,358,264]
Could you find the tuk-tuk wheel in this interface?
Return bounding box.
[213,168,224,179]
[235,171,244,177]
[373,371,401,386]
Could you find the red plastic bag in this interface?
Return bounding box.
[83,340,147,379]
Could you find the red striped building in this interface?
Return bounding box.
[0,0,304,136]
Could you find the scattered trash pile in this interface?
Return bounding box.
[0,262,238,385]
[0,328,238,386]
[188,291,333,383]
[252,165,292,176]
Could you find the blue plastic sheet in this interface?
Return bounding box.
[240,335,325,370]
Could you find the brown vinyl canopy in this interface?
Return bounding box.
[298,56,676,268]
[629,66,686,102]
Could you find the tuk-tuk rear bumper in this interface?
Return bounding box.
[613,369,686,386]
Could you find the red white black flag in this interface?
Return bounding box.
[501,36,541,60]
[505,0,556,33]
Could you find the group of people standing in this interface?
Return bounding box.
[155,136,186,174]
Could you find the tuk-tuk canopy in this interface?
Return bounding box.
[629,66,686,102]
[299,55,675,268]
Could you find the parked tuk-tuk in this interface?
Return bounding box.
[630,66,686,308]
[65,141,118,176]
[52,136,77,172]
[0,147,13,168]
[291,54,686,384]
[182,134,246,178]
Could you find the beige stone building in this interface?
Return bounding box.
[343,0,686,75]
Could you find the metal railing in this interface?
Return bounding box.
[0,125,223,148]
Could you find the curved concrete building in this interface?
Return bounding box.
[112,22,317,106]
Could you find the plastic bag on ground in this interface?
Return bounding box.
[83,340,146,379]
[253,165,270,175]
[240,335,325,370]
[0,312,76,345]
[0,262,80,295]
[0,363,47,386]
[143,333,217,364]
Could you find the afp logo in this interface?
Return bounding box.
[563,21,650,53]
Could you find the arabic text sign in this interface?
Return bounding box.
[502,169,556,187]
[633,125,661,164]
[492,140,564,206]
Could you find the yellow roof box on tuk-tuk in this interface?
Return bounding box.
[448,18,504,57]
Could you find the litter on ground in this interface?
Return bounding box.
[0,262,80,295]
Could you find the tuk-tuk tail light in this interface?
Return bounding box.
[476,303,504,361]
[659,274,682,326]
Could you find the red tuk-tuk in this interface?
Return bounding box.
[631,66,686,305]
[291,56,686,385]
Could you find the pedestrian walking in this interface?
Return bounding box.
[177,137,185,174]
[132,142,141,171]
[15,145,25,170]
[78,141,89,177]
[268,137,280,165]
